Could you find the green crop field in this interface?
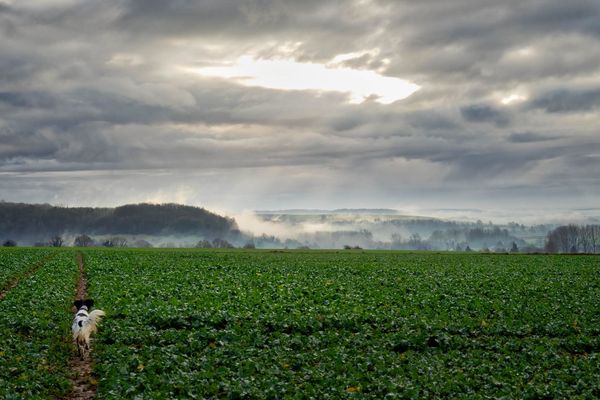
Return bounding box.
[0,248,598,399]
[0,250,78,398]
[0,247,54,288]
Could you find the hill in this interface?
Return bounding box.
[0,202,237,244]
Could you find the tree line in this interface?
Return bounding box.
[0,202,237,245]
[545,225,600,253]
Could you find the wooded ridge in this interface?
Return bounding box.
[0,202,237,244]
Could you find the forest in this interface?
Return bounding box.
[0,202,236,245]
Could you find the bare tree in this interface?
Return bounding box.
[195,240,213,248]
[50,236,63,247]
[582,225,600,254]
[545,224,600,253]
[591,225,600,253]
[102,236,127,247]
[408,233,422,248]
[111,236,128,247]
[212,238,234,248]
[74,234,94,247]
[566,225,580,253]
[546,225,574,253]
[579,226,592,253]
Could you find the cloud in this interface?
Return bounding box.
[0,0,599,217]
[529,88,600,113]
[460,104,510,127]
[191,56,420,104]
[508,132,560,143]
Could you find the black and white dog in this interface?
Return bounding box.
[72,299,105,359]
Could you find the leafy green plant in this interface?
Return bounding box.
[0,248,598,398]
[82,249,599,399]
[0,247,53,288]
[0,250,78,398]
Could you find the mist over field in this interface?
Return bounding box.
[3,201,599,252]
[236,209,550,250]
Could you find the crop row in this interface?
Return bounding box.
[82,249,599,399]
[0,247,54,289]
[0,249,597,398]
[0,250,79,399]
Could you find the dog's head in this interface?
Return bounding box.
[74,299,94,310]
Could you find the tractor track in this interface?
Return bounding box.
[68,252,98,400]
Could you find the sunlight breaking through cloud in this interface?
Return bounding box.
[501,94,527,105]
[190,56,420,104]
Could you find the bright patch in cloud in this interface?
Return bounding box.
[190,56,420,104]
[501,94,527,105]
[329,49,379,65]
[107,53,144,67]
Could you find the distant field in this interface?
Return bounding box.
[0,248,598,398]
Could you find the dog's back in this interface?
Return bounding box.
[72,306,90,338]
[72,299,105,358]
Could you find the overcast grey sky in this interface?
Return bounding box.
[1,0,599,220]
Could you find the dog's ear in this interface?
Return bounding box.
[74,300,84,309]
[84,299,94,309]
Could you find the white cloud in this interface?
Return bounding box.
[501,94,527,105]
[189,56,420,104]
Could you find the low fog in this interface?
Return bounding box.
[232,210,556,251]
[2,202,599,252]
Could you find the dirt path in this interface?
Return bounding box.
[74,252,88,301]
[0,252,57,300]
[68,252,98,400]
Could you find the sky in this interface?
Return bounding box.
[1,0,599,222]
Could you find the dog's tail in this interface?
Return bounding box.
[88,309,106,324]
[87,309,106,334]
[75,309,106,340]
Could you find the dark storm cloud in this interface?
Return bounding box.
[529,88,600,113]
[399,0,600,44]
[0,126,61,160]
[511,1,600,37]
[460,105,510,127]
[0,88,170,142]
[116,0,286,35]
[508,132,560,143]
[380,0,600,85]
[114,0,369,55]
[0,91,57,109]
[0,54,42,84]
